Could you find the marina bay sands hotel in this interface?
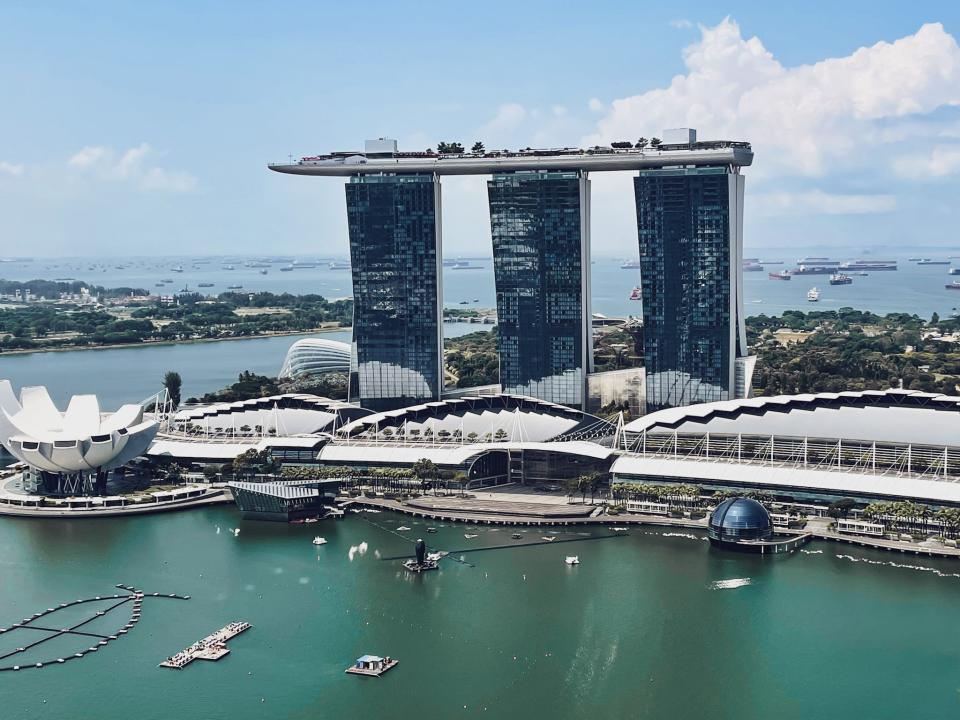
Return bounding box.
[269,129,755,413]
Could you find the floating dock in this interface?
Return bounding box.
[159,621,251,669]
[345,654,398,677]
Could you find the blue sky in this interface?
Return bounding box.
[1,1,959,258]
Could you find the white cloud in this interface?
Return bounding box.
[588,98,606,114]
[752,190,897,216]
[0,161,24,176]
[894,145,960,179]
[68,146,106,168]
[480,103,528,135]
[66,143,198,193]
[585,19,960,177]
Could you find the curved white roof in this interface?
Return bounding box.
[279,338,351,378]
[338,394,611,443]
[0,380,157,473]
[174,394,371,436]
[624,389,960,446]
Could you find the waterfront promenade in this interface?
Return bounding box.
[347,487,960,559]
[0,477,231,518]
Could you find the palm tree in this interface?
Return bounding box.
[649,137,662,148]
[471,141,485,154]
[636,137,648,149]
[493,428,508,442]
[162,371,182,408]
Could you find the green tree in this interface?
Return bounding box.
[635,137,648,149]
[471,141,485,154]
[163,371,182,408]
[163,463,184,485]
[649,137,662,148]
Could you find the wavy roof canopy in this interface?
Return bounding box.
[624,389,960,446]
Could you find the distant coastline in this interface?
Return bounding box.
[0,325,351,357]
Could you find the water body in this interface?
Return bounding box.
[0,324,481,409]
[2,509,959,719]
[5,247,960,321]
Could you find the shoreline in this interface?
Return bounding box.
[0,326,351,357]
[349,497,960,559]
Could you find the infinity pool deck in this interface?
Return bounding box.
[159,622,251,669]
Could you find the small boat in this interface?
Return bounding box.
[426,527,438,533]
[829,273,852,286]
[541,535,557,541]
[628,286,642,300]
[232,528,240,537]
[511,533,523,540]
[946,281,960,290]
[312,537,327,545]
[303,517,319,524]
[397,526,411,531]
[198,282,214,288]
[464,533,478,539]
[565,556,580,565]
[768,270,791,281]
[426,551,446,562]
[259,269,268,275]
[807,287,820,302]
[280,265,294,272]
[949,268,960,276]
[612,527,629,532]
[227,285,243,290]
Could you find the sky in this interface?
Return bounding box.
[1,1,959,259]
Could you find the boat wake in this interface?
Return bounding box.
[709,578,752,590]
[835,554,960,578]
[348,542,369,562]
[800,549,823,554]
[660,532,708,542]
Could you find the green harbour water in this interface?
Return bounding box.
[2,507,960,720]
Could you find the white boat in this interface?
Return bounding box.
[565,556,580,565]
[807,287,820,302]
[397,526,411,532]
[312,537,327,545]
[232,528,240,537]
[541,535,557,541]
[464,533,478,539]
[612,527,629,532]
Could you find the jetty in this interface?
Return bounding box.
[159,621,251,669]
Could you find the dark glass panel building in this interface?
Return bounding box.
[345,173,443,411]
[634,167,750,411]
[708,497,773,547]
[487,170,591,407]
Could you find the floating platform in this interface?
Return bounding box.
[345,655,398,677]
[159,621,251,669]
[402,560,438,573]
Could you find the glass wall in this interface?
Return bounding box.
[346,173,443,411]
[487,170,590,407]
[634,167,745,411]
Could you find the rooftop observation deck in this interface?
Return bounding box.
[268,141,753,177]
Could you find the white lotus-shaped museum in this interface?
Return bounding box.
[0,380,158,479]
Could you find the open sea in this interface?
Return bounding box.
[3,248,959,408]
[2,509,960,720]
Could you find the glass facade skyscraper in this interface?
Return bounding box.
[634,167,749,411]
[487,170,591,407]
[345,173,443,411]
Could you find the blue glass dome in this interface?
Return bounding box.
[708,497,773,544]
